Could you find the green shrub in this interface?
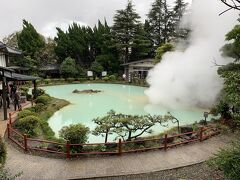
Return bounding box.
[35,95,51,105]
[20,87,29,96]
[34,103,47,113]
[192,121,199,131]
[208,140,240,180]
[0,138,6,165]
[66,78,75,83]
[109,75,117,81]
[26,94,32,101]
[32,88,45,98]
[102,77,109,81]
[14,115,41,137]
[77,77,87,82]
[17,109,38,119]
[95,77,99,81]
[43,79,51,84]
[39,121,55,139]
[0,168,22,180]
[59,124,89,144]
[36,79,43,85]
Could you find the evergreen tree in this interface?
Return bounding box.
[144,20,155,57]
[216,24,240,126]
[55,24,93,66]
[17,19,45,57]
[131,25,152,60]
[112,0,141,63]
[54,28,72,63]
[147,0,173,46]
[172,0,189,39]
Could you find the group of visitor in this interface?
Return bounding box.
[0,83,21,111]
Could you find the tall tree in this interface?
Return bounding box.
[172,0,189,40]
[112,0,141,63]
[130,25,152,60]
[147,0,173,46]
[216,24,240,127]
[17,19,45,57]
[55,24,92,66]
[34,38,58,67]
[93,19,121,74]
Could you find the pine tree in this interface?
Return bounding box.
[17,19,45,57]
[147,0,173,46]
[112,0,141,63]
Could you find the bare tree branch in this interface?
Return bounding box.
[219,0,240,15]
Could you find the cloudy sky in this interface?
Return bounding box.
[0,0,191,40]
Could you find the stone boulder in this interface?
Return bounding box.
[180,126,193,136]
[47,143,61,151]
[72,89,102,94]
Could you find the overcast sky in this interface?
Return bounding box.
[0,0,191,40]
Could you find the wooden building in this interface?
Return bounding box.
[0,41,40,120]
[122,59,154,82]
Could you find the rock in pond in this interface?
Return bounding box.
[72,89,102,94]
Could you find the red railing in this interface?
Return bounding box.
[7,121,220,159]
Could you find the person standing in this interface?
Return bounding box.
[13,92,20,111]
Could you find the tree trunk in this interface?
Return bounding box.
[104,129,109,143]
[127,130,132,141]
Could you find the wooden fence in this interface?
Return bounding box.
[7,112,220,158]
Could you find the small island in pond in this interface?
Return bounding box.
[72,89,102,94]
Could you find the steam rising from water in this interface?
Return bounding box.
[145,0,238,109]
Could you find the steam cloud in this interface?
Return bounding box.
[145,0,238,109]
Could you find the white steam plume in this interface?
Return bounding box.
[145,0,238,109]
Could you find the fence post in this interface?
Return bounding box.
[164,134,168,151]
[9,113,12,125]
[7,123,10,138]
[24,134,28,152]
[66,141,70,159]
[118,139,122,155]
[199,127,204,142]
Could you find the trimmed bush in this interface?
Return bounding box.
[66,78,75,83]
[43,79,51,84]
[35,95,51,105]
[109,75,117,81]
[17,109,38,119]
[59,124,89,144]
[14,115,41,137]
[0,138,6,165]
[102,77,109,81]
[32,88,45,98]
[77,77,87,82]
[20,87,29,96]
[33,103,47,113]
[26,94,32,101]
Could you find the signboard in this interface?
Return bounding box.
[87,71,93,77]
[102,71,107,77]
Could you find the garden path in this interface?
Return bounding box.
[4,133,233,180]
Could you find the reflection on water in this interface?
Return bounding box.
[42,84,207,143]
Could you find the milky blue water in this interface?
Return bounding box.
[41,84,207,143]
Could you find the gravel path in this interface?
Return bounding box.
[83,162,225,180]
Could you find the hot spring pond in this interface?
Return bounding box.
[41,84,207,143]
